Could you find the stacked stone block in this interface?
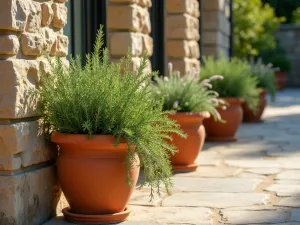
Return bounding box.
[0,0,68,224]
[166,0,200,75]
[202,0,231,58]
[277,25,300,87]
[107,0,153,72]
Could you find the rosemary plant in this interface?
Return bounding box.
[151,63,224,120]
[35,28,184,198]
[200,56,260,111]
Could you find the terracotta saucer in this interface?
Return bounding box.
[206,136,237,142]
[62,206,131,224]
[172,163,198,172]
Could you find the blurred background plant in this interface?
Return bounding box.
[250,58,277,101]
[234,0,285,58]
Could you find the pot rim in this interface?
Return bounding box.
[169,111,211,119]
[51,132,127,145]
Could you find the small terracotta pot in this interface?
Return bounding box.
[168,112,209,172]
[275,71,287,91]
[242,89,267,123]
[51,133,140,224]
[203,98,243,142]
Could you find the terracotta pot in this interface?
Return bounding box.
[242,89,267,123]
[203,98,243,142]
[168,112,209,172]
[275,71,287,91]
[51,133,140,224]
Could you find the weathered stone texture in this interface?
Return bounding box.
[202,0,231,58]
[166,0,200,75]
[0,35,20,55]
[0,0,68,224]
[0,59,40,118]
[0,166,61,225]
[107,0,153,71]
[0,121,55,171]
[51,3,67,29]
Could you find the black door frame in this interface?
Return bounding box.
[150,0,166,76]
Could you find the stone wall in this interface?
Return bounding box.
[166,0,200,75]
[107,0,153,72]
[0,0,68,224]
[277,25,300,87]
[202,0,231,58]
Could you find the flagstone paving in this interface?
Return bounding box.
[44,89,300,225]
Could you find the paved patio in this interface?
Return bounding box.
[45,89,300,225]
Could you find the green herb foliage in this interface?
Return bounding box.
[200,56,260,111]
[151,65,223,120]
[36,28,185,198]
[250,58,276,101]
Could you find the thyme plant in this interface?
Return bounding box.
[36,28,184,198]
[200,56,260,111]
[151,63,224,120]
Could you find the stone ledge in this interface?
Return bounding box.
[0,165,61,225]
[0,120,56,171]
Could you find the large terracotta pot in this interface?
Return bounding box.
[51,133,140,224]
[242,89,267,123]
[275,71,287,91]
[169,112,209,172]
[203,98,243,142]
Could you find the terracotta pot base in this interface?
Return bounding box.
[206,136,237,142]
[62,207,131,224]
[172,163,198,172]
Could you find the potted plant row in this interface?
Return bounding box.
[35,29,184,224]
[242,59,276,123]
[200,56,260,142]
[150,63,223,172]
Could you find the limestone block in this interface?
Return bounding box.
[167,0,199,17]
[52,3,67,29]
[142,35,153,56]
[111,57,151,73]
[55,34,69,57]
[203,0,226,11]
[169,57,200,75]
[0,35,20,55]
[189,40,200,58]
[203,31,230,48]
[0,59,39,118]
[109,0,152,7]
[41,27,57,53]
[0,120,56,170]
[26,1,42,33]
[166,14,199,40]
[109,32,143,57]
[21,33,43,56]
[107,5,150,33]
[202,11,231,35]
[41,3,54,26]
[167,40,190,58]
[0,165,61,225]
[0,0,28,31]
[167,40,199,59]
